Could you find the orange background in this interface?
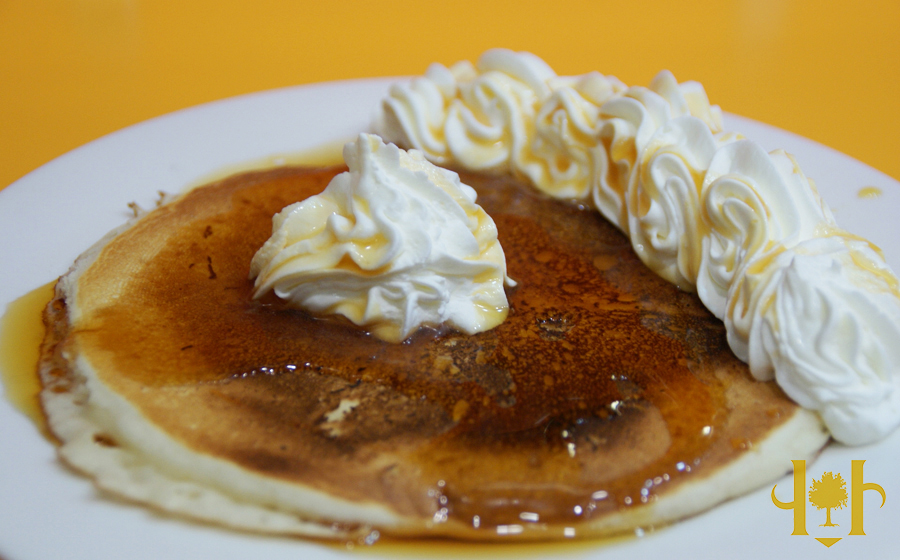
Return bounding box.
[1,0,899,192]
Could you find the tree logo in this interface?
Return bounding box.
[772,460,886,548]
[808,471,847,527]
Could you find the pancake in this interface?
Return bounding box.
[39,164,828,540]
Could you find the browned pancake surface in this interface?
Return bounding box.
[65,166,800,534]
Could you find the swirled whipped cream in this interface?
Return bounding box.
[250,133,513,343]
[375,49,900,445]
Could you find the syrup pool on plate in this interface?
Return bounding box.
[0,281,55,438]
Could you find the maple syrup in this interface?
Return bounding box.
[0,281,54,439]
[46,163,796,539]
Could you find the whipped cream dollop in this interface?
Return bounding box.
[376,49,900,445]
[250,133,513,343]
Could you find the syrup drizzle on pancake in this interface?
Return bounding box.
[63,165,797,536]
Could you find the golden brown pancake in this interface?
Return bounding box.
[39,165,828,540]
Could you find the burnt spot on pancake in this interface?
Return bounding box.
[92,433,118,447]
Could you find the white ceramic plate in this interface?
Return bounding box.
[1,79,898,560]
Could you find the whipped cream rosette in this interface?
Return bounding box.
[376,48,900,445]
[250,133,514,343]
